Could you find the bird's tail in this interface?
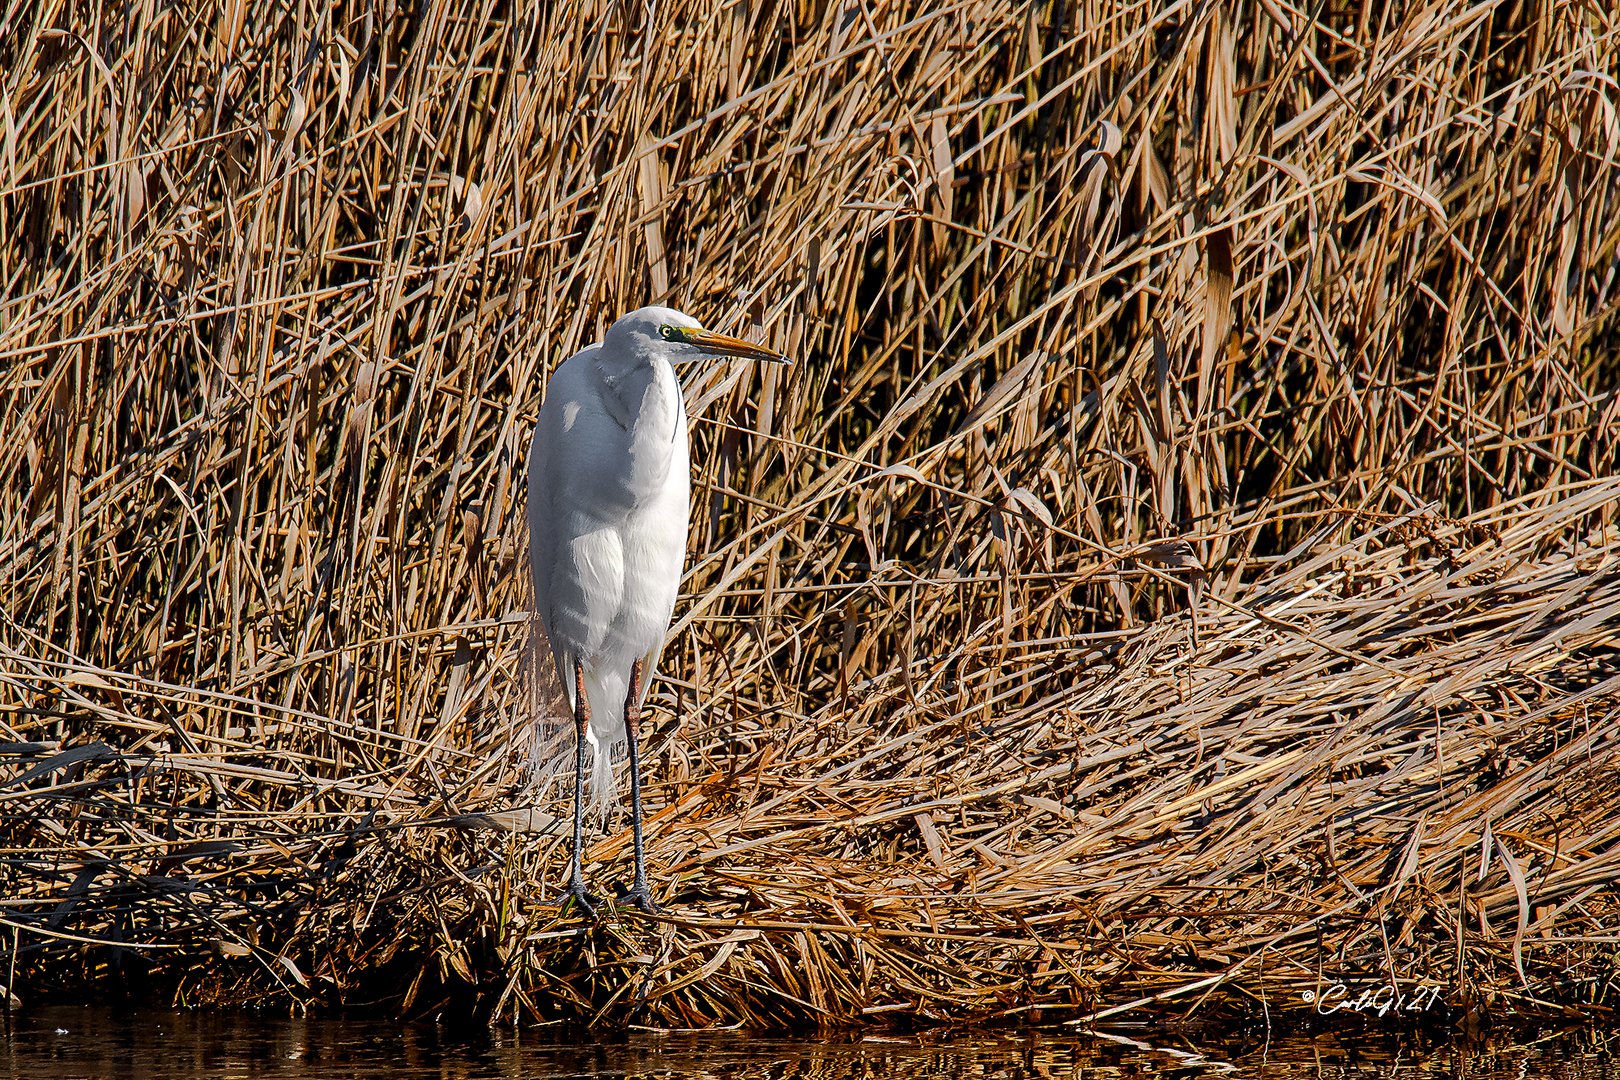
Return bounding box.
[530,661,627,822]
[581,666,628,817]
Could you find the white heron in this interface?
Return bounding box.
[528,305,788,914]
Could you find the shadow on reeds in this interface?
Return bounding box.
[3,0,1619,1029]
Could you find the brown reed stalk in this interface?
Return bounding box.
[2,0,1618,1026]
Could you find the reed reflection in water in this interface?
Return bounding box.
[1,1007,1615,1080]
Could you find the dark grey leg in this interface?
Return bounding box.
[619,658,661,914]
[558,658,598,917]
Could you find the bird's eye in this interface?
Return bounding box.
[659,325,674,340]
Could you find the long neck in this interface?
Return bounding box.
[591,346,685,500]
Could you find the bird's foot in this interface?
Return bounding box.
[555,879,600,918]
[617,883,663,915]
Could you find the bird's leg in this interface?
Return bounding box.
[557,658,599,917]
[618,658,661,914]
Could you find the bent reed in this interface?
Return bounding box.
[3,0,1619,1027]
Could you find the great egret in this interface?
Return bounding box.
[528,305,788,914]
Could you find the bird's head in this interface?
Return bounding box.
[605,306,790,366]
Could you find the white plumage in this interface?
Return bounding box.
[528,308,693,801]
[526,304,786,914]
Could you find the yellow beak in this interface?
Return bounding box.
[686,328,791,364]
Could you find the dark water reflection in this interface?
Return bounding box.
[1,1006,1615,1080]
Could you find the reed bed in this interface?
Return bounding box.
[3,0,1619,1027]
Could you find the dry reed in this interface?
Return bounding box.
[3,0,1619,1028]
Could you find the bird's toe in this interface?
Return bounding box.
[617,885,663,915]
[555,881,601,918]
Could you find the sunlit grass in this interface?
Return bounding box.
[2,0,1618,1025]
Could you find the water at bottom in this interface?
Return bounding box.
[1,1006,1614,1080]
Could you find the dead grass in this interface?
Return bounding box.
[3,0,1620,1028]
